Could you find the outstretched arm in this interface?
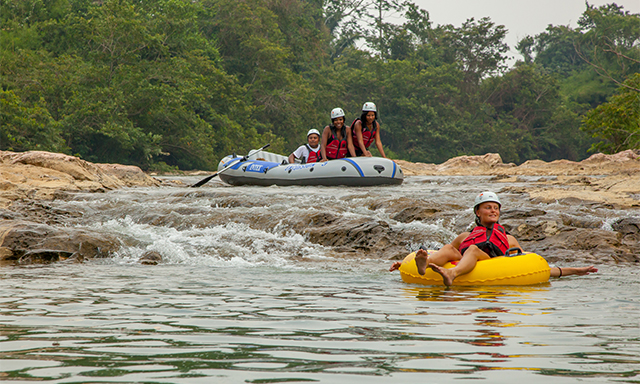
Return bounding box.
[551,266,598,278]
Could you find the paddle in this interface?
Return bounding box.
[190,144,270,188]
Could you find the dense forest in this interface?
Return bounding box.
[1,0,639,171]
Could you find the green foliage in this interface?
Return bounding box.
[0,0,637,169]
[581,73,640,154]
[0,89,66,152]
[0,0,266,170]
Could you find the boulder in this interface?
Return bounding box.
[0,220,121,264]
[392,206,439,223]
[0,150,160,208]
[305,218,407,259]
[140,251,163,265]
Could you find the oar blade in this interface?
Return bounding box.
[189,143,271,188]
[190,173,217,188]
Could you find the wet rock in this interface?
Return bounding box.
[612,217,640,236]
[0,209,16,220]
[500,209,546,220]
[19,249,75,264]
[509,221,555,241]
[305,218,406,259]
[523,227,639,264]
[60,253,85,264]
[305,212,340,226]
[213,196,268,208]
[560,214,603,229]
[392,206,439,223]
[0,247,13,261]
[0,221,121,265]
[368,197,417,211]
[612,218,640,248]
[140,251,162,265]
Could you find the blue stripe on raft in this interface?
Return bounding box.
[343,158,365,177]
[392,161,396,178]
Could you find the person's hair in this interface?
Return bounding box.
[360,111,377,129]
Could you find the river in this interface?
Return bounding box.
[1,175,639,383]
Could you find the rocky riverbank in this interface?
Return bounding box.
[1,149,639,265]
[0,151,161,264]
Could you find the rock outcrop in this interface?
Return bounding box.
[0,150,160,264]
[0,150,160,208]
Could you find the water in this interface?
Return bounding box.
[1,176,639,383]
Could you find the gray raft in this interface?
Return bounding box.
[216,151,403,186]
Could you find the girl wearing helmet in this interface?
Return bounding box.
[389,192,598,286]
[349,102,386,158]
[321,108,351,161]
[288,129,323,164]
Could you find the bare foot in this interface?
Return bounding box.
[415,249,429,275]
[389,261,402,272]
[428,263,455,286]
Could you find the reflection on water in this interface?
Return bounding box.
[1,263,638,383]
[1,177,639,382]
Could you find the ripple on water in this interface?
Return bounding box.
[1,178,639,382]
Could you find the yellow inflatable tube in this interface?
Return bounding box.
[399,251,551,286]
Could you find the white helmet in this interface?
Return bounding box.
[330,108,345,120]
[474,191,501,211]
[362,102,377,112]
[307,128,320,138]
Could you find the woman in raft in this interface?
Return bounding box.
[349,102,387,158]
[320,108,352,162]
[389,191,598,286]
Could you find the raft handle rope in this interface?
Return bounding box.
[506,247,524,257]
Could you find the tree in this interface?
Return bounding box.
[0,0,267,170]
[581,73,640,154]
[322,0,405,59]
[0,89,66,152]
[576,3,640,92]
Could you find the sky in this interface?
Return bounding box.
[408,0,640,65]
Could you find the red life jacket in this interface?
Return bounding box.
[305,144,321,163]
[350,118,377,154]
[459,223,510,258]
[325,126,348,159]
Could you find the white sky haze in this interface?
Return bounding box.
[410,1,640,63]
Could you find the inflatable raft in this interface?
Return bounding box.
[398,250,551,286]
[216,151,403,186]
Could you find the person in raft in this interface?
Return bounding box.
[288,129,323,164]
[349,102,386,158]
[389,191,598,285]
[320,108,351,162]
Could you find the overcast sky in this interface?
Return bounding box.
[408,1,640,64]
